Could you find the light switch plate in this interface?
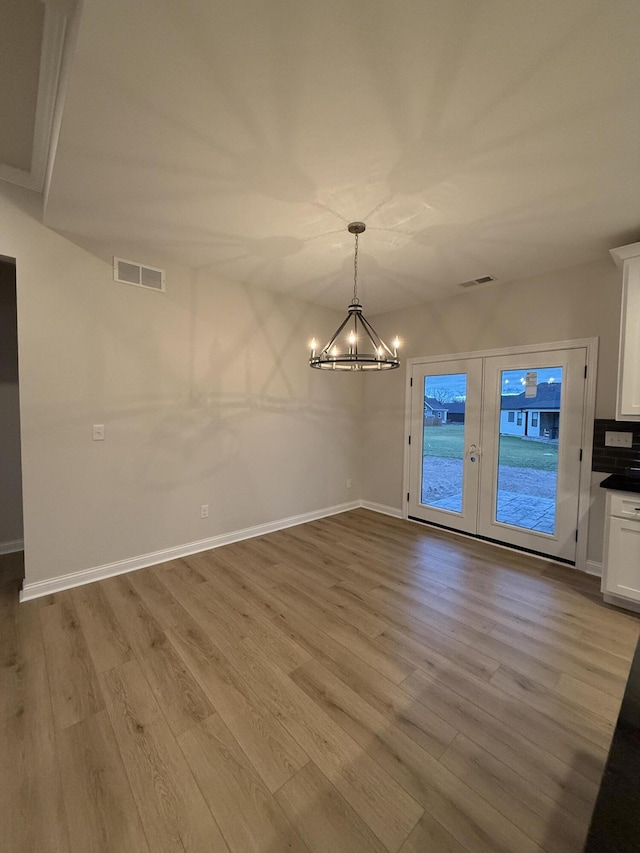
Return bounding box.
[92,424,105,441]
[605,430,633,448]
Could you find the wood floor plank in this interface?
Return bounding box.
[371,582,498,634]
[39,592,103,729]
[399,813,467,853]
[554,672,622,723]
[489,665,614,751]
[403,667,607,784]
[100,574,166,655]
[166,612,309,793]
[156,557,210,585]
[162,567,311,675]
[254,532,360,589]
[290,657,542,853]
[71,583,132,672]
[129,567,191,628]
[494,575,639,636]
[489,624,630,697]
[269,580,415,684]
[440,733,587,853]
[58,710,150,853]
[102,574,214,736]
[275,761,388,853]
[159,569,244,650]
[0,600,70,853]
[436,584,638,662]
[199,576,313,672]
[223,637,424,852]
[197,555,289,621]
[276,573,387,638]
[353,583,563,688]
[100,659,229,853]
[373,622,501,683]
[272,607,457,758]
[178,713,309,853]
[0,577,20,719]
[394,662,599,820]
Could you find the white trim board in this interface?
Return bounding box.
[20,501,359,601]
[0,538,24,556]
[360,501,403,519]
[19,498,600,601]
[585,560,603,577]
[0,3,68,192]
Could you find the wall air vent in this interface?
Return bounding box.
[458,275,496,288]
[113,257,165,291]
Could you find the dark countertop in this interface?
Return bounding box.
[600,474,640,494]
[584,637,640,851]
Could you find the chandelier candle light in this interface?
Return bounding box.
[309,222,400,371]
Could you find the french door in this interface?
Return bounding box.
[407,346,588,563]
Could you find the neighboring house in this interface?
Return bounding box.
[500,383,561,439]
[423,397,448,424]
[443,400,466,424]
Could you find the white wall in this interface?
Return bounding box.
[0,183,362,589]
[362,260,622,565]
[500,411,525,436]
[0,260,23,548]
[528,411,541,438]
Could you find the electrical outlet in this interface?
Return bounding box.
[605,431,633,448]
[200,504,209,519]
[347,478,352,489]
[92,424,104,441]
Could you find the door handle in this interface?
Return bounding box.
[468,444,481,463]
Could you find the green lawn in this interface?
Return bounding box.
[423,424,558,471]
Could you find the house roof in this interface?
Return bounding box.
[5,1,637,314]
[424,397,447,412]
[443,401,466,414]
[501,383,562,411]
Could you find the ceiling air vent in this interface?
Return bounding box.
[113,257,165,291]
[458,275,496,288]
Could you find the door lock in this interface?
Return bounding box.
[468,444,481,462]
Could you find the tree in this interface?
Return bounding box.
[426,387,458,406]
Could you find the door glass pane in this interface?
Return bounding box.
[421,373,467,512]
[495,367,562,534]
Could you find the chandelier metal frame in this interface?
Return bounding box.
[309,222,400,371]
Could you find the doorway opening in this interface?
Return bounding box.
[0,256,24,585]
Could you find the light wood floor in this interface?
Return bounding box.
[2,510,639,853]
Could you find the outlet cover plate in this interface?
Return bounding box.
[605,430,633,448]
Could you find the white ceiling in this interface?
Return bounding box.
[24,0,640,311]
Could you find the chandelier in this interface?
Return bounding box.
[309,222,400,371]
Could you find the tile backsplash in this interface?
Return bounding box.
[592,419,640,474]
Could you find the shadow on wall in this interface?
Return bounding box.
[20,227,360,501]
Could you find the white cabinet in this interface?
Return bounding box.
[602,489,640,609]
[610,242,640,421]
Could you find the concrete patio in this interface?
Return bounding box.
[428,490,556,534]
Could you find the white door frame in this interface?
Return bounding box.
[402,338,598,571]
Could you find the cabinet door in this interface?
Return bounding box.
[617,255,640,420]
[604,517,640,602]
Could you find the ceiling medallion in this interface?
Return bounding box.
[309,222,400,371]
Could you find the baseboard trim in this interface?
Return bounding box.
[603,593,640,614]
[0,538,24,556]
[584,560,603,577]
[360,501,403,519]
[19,501,360,602]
